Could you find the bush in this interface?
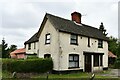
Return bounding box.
[2,58,53,73]
[114,57,120,69]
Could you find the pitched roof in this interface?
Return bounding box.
[10,48,25,55]
[24,32,39,44]
[25,13,108,44]
[46,13,108,41]
[108,51,117,58]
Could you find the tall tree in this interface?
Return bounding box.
[1,38,9,58]
[1,38,18,58]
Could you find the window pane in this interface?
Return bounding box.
[69,62,78,67]
[45,33,50,44]
[69,56,73,61]
[98,40,103,48]
[47,34,50,39]
[69,62,75,67]
[74,56,78,61]
[70,34,78,44]
[46,40,50,43]
[75,62,78,67]
[69,54,79,68]
[71,40,77,44]
[71,35,77,39]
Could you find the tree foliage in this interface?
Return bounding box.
[108,36,120,57]
[1,38,17,58]
[108,36,118,55]
[7,45,17,54]
[2,38,9,58]
[117,41,120,57]
[0,44,2,58]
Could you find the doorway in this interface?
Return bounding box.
[84,54,92,72]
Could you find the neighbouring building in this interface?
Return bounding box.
[24,32,39,57]
[10,48,26,59]
[108,51,117,65]
[24,12,109,72]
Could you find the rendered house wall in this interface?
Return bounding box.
[38,19,108,72]
[25,42,39,54]
[38,19,60,70]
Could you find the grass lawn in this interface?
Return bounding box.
[32,72,119,79]
[2,70,12,78]
[2,70,120,80]
[33,72,92,79]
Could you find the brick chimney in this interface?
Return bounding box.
[71,12,82,24]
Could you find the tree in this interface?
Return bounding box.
[108,36,118,55]
[117,41,120,57]
[1,38,9,58]
[0,44,2,58]
[8,45,17,53]
[1,38,17,58]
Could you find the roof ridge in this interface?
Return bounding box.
[46,13,72,22]
[25,13,108,44]
[46,13,108,41]
[46,13,99,29]
[81,23,99,30]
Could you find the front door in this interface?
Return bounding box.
[84,54,92,72]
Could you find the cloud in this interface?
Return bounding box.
[2,3,41,29]
[0,1,118,48]
[2,27,38,48]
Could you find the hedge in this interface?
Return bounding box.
[2,58,53,73]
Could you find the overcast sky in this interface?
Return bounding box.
[0,0,119,48]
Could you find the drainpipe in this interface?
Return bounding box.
[57,30,62,73]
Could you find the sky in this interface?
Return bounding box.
[0,0,119,48]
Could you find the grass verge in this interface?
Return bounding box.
[2,70,120,80]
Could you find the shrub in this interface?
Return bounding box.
[114,57,120,69]
[2,58,53,73]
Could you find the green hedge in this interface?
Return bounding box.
[114,57,120,69]
[2,58,53,73]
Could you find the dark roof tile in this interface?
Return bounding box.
[25,13,109,44]
[46,13,108,41]
[24,32,39,44]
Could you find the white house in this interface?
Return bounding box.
[24,32,39,57]
[24,12,109,73]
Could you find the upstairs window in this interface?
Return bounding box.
[69,54,79,68]
[88,37,90,47]
[45,33,50,44]
[28,43,31,50]
[98,39,103,48]
[70,34,78,45]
